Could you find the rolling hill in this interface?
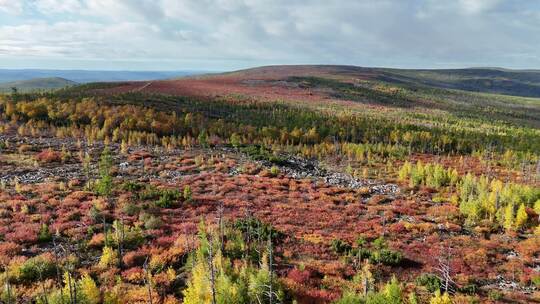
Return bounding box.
[0,77,77,93]
[8,65,540,97]
[225,65,540,97]
[65,64,540,98]
[62,65,540,129]
[373,67,540,97]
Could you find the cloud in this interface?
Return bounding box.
[0,0,539,70]
[0,0,24,14]
[33,0,83,14]
[457,0,502,14]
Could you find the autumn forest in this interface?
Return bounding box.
[0,65,539,304]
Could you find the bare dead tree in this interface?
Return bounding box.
[253,218,264,264]
[485,143,494,179]
[143,257,153,304]
[251,224,283,304]
[57,241,77,304]
[66,270,75,304]
[361,261,373,297]
[52,237,65,304]
[520,159,527,182]
[103,217,109,248]
[207,235,217,304]
[534,159,540,182]
[243,208,253,263]
[268,231,274,304]
[435,243,456,295]
[37,261,50,304]
[3,264,13,304]
[258,288,282,304]
[217,201,225,252]
[115,217,125,269]
[189,234,197,271]
[382,215,387,237]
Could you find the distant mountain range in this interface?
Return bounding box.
[0,69,211,93]
[0,69,209,84]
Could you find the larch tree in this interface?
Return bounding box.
[503,204,515,232]
[515,203,528,230]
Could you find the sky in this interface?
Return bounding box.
[0,0,539,71]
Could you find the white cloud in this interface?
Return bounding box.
[33,0,83,14]
[0,0,539,70]
[0,0,24,14]
[458,0,502,14]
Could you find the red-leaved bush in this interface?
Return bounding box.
[123,250,148,267]
[5,224,39,244]
[287,268,314,285]
[35,149,62,163]
[0,242,22,257]
[122,267,145,283]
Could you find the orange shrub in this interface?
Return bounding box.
[35,149,62,163]
[123,250,148,268]
[0,242,21,257]
[121,267,145,283]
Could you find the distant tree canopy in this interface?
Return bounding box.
[0,93,538,164]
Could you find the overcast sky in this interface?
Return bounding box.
[0,0,539,71]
